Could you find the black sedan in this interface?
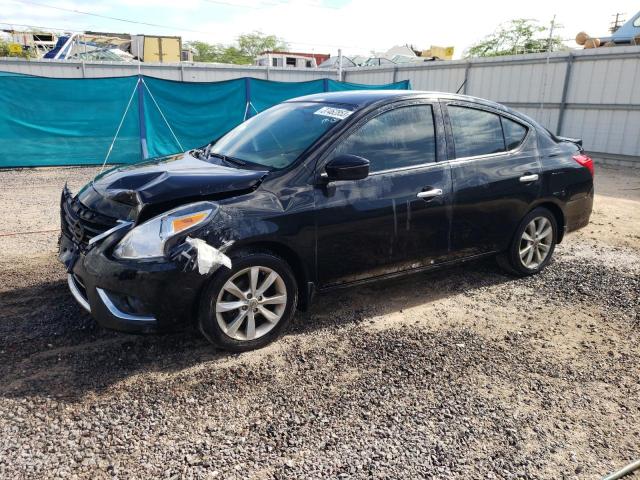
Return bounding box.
[59,90,594,351]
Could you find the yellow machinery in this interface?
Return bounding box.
[421,45,454,60]
[131,35,182,63]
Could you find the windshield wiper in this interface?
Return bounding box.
[208,152,247,167]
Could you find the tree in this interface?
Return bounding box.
[185,31,288,65]
[237,31,287,59]
[187,40,223,62]
[465,19,566,58]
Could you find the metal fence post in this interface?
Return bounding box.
[462,61,471,94]
[556,53,574,136]
[136,76,149,160]
[393,66,398,83]
[244,77,252,119]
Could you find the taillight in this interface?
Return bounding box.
[573,153,594,176]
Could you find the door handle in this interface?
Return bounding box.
[417,188,443,199]
[519,174,539,183]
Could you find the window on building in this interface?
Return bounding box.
[286,57,297,67]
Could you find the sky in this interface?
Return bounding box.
[1,0,639,59]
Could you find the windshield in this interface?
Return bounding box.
[210,101,356,169]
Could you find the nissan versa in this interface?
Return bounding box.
[59,91,594,351]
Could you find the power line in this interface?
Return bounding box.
[5,0,373,52]
[201,0,340,9]
[0,20,374,52]
[12,0,212,34]
[200,0,283,8]
[8,0,352,48]
[0,21,87,33]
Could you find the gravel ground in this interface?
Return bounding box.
[0,164,638,479]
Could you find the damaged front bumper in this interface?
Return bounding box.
[60,231,210,334]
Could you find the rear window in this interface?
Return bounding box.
[449,106,505,157]
[448,105,530,158]
[502,117,528,150]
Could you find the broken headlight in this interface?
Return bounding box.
[113,202,218,260]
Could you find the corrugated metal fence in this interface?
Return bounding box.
[343,46,640,166]
[2,46,639,165]
[0,57,333,82]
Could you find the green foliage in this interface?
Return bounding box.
[237,31,287,59]
[185,31,288,65]
[465,19,566,58]
[0,39,36,59]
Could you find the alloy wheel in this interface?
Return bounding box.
[519,216,553,269]
[215,266,287,341]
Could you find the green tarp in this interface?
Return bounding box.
[0,74,410,168]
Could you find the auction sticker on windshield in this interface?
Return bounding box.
[313,106,353,120]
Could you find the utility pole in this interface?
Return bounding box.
[538,14,556,121]
[546,14,556,53]
[337,48,343,82]
[610,13,626,33]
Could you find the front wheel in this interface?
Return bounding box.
[198,251,298,352]
[497,207,558,276]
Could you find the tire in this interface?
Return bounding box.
[198,250,298,352]
[497,207,558,277]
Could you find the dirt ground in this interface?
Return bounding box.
[0,164,638,479]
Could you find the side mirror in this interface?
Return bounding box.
[324,154,370,182]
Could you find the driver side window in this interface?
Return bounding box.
[331,104,436,173]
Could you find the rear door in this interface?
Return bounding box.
[444,102,540,257]
[313,100,452,287]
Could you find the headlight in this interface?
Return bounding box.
[113,202,218,259]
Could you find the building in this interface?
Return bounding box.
[1,29,59,57]
[255,51,330,68]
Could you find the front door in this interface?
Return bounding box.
[313,101,452,287]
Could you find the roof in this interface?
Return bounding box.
[286,90,509,111]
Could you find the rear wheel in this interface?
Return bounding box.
[497,207,557,276]
[199,251,298,351]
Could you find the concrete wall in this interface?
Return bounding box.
[2,46,639,164]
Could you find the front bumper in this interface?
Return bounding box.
[60,232,208,334]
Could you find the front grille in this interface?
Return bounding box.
[60,187,118,249]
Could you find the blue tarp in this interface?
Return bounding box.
[0,74,410,168]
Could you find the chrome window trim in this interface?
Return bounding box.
[447,129,532,165]
[369,122,533,174]
[445,102,533,165]
[368,161,444,176]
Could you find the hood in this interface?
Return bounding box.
[79,152,268,219]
